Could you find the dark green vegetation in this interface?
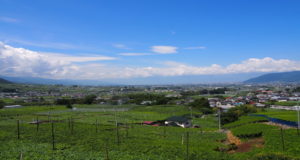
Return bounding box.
[1,105,300,159]
[188,98,212,114]
[256,109,299,122]
[244,71,300,83]
[223,109,300,160]
[0,100,5,109]
[221,105,258,125]
[0,78,12,84]
[0,105,226,160]
[265,101,299,107]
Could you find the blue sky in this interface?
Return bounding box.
[0,0,300,82]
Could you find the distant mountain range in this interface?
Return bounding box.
[0,78,12,84]
[244,71,300,83]
[0,76,118,86]
[0,73,263,85]
[4,72,299,85]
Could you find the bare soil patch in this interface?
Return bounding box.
[224,130,264,153]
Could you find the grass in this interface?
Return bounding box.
[1,105,300,159]
[223,116,268,129]
[256,109,299,122]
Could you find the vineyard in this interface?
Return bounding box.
[1,105,300,160]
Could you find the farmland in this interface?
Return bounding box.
[0,105,226,160]
[256,109,299,122]
[1,105,300,160]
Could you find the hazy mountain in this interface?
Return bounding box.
[0,72,264,85]
[244,71,300,83]
[0,78,12,84]
[0,76,118,86]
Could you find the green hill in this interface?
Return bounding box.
[244,71,300,83]
[0,78,12,84]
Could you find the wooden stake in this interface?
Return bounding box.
[36,116,39,132]
[280,128,285,152]
[186,132,189,160]
[51,121,55,150]
[105,142,109,160]
[17,120,20,139]
[116,123,120,145]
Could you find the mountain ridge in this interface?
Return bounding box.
[244,71,300,83]
[0,78,12,84]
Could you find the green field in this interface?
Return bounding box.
[1,105,300,160]
[256,109,299,122]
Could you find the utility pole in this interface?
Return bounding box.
[297,102,300,135]
[189,107,193,123]
[216,102,222,132]
[218,108,221,131]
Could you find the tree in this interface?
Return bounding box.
[83,94,97,104]
[66,103,73,109]
[221,105,257,125]
[0,100,5,109]
[189,98,212,114]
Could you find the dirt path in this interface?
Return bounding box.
[226,130,264,153]
[226,130,241,145]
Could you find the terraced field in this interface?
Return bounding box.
[1,105,300,160]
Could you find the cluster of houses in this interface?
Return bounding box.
[208,89,300,111]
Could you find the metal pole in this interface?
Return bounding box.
[51,121,55,150]
[280,128,285,152]
[297,104,300,135]
[218,108,221,131]
[17,120,20,139]
[36,116,39,132]
[186,132,189,160]
[96,119,98,133]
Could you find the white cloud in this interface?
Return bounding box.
[4,39,96,50]
[0,16,19,23]
[1,42,300,80]
[151,45,178,54]
[0,42,116,78]
[118,53,151,56]
[113,44,130,49]
[43,52,116,62]
[184,46,206,50]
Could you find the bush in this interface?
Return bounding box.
[236,132,262,139]
[253,153,300,160]
[189,98,212,114]
[221,105,257,125]
[66,103,73,109]
[0,100,5,109]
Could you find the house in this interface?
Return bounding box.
[4,105,23,109]
[140,101,153,105]
[255,103,266,108]
[165,116,192,128]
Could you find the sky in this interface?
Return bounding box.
[0,0,300,83]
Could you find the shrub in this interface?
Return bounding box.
[253,153,300,160]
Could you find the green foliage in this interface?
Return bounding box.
[0,104,228,160]
[83,94,97,104]
[0,100,5,109]
[223,116,268,128]
[127,93,175,105]
[252,153,300,160]
[293,87,300,93]
[221,105,258,125]
[66,103,73,109]
[1,105,300,159]
[256,109,299,121]
[265,101,299,107]
[189,98,212,114]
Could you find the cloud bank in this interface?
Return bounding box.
[1,42,300,80]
